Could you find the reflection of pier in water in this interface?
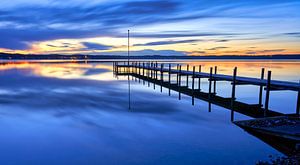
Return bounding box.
[113,61,300,159]
[113,61,300,119]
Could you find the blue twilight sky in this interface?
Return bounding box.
[0,0,300,55]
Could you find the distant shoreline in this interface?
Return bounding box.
[1,53,300,60]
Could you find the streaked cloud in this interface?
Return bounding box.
[81,42,114,50]
[134,39,201,46]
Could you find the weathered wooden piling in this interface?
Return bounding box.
[231,67,237,122]
[297,87,300,116]
[149,63,151,87]
[198,65,201,91]
[258,68,265,107]
[155,62,158,80]
[264,71,272,116]
[176,64,179,85]
[214,66,217,94]
[160,64,164,92]
[192,66,195,105]
[186,65,189,87]
[231,67,237,107]
[208,67,213,101]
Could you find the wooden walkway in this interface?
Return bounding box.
[114,62,300,117]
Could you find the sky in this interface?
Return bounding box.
[0,0,300,56]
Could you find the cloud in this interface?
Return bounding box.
[131,32,241,38]
[215,39,229,42]
[206,47,229,50]
[246,49,286,54]
[81,42,113,50]
[283,32,300,37]
[187,51,206,55]
[134,39,201,46]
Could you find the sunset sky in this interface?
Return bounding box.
[0,0,300,56]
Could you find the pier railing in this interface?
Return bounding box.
[113,61,300,118]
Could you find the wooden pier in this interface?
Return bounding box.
[113,61,300,118]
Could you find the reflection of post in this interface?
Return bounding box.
[258,68,265,107]
[178,65,182,100]
[153,62,156,90]
[168,64,171,96]
[231,67,237,122]
[264,71,272,117]
[127,30,131,110]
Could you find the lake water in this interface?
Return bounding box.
[0,60,299,165]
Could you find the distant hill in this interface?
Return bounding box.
[1,53,300,60]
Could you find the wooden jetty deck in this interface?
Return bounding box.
[113,61,300,118]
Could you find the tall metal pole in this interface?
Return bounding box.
[127,30,131,110]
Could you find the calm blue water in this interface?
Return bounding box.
[0,60,299,164]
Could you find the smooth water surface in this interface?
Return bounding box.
[0,60,299,165]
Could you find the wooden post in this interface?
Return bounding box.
[297,87,300,116]
[192,66,195,105]
[178,65,182,100]
[231,67,237,108]
[258,68,265,107]
[213,66,217,94]
[208,67,213,101]
[168,64,171,96]
[264,71,271,117]
[186,64,189,87]
[208,67,213,112]
[143,62,145,85]
[147,62,150,87]
[142,62,145,76]
[138,62,141,83]
[198,65,201,91]
[150,62,153,78]
[116,62,118,73]
[176,64,179,84]
[231,67,237,122]
[113,62,115,73]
